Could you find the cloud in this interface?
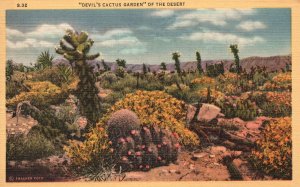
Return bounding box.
[168,9,256,29]
[237,21,267,31]
[92,28,132,40]
[92,28,147,55]
[136,26,152,31]
[6,28,24,38]
[7,38,54,49]
[151,10,174,17]
[168,20,197,29]
[98,36,142,47]
[156,37,171,42]
[6,23,73,49]
[26,23,74,38]
[120,47,147,55]
[180,31,265,46]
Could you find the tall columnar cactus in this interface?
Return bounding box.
[55,30,101,128]
[142,63,148,75]
[172,52,184,83]
[229,44,241,74]
[196,51,203,74]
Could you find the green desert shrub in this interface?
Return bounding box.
[109,74,136,91]
[165,83,198,103]
[216,94,259,121]
[261,92,291,117]
[30,67,67,87]
[115,67,126,78]
[99,71,118,87]
[7,131,56,161]
[206,63,224,77]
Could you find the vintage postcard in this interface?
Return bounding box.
[0,0,299,186]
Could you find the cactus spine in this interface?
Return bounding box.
[55,30,101,128]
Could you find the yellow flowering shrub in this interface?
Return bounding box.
[7,81,63,107]
[104,90,199,147]
[215,72,245,95]
[165,83,190,93]
[260,72,291,91]
[272,72,291,83]
[7,77,79,107]
[197,88,225,103]
[266,91,291,107]
[191,76,215,85]
[250,117,292,179]
[251,91,291,117]
[64,127,113,168]
[217,72,239,83]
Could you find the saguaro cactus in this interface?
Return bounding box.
[55,30,101,128]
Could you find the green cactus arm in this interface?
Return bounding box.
[86,53,100,60]
[77,31,88,43]
[63,34,79,48]
[60,40,75,52]
[55,47,65,55]
[77,43,91,54]
[63,53,76,61]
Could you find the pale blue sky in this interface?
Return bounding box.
[6,9,291,65]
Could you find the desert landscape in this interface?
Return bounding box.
[6,30,292,182]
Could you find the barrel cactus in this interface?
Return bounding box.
[107,109,140,142]
[107,109,180,171]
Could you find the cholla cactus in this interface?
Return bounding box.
[172,52,184,83]
[55,30,101,128]
[229,44,241,74]
[196,51,203,74]
[107,109,180,171]
[143,63,148,75]
[160,62,167,71]
[116,58,126,68]
[101,59,111,72]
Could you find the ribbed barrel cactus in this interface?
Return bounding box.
[55,30,101,128]
[107,109,180,171]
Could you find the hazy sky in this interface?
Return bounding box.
[6,9,291,65]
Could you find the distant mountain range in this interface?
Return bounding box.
[53,55,291,73]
